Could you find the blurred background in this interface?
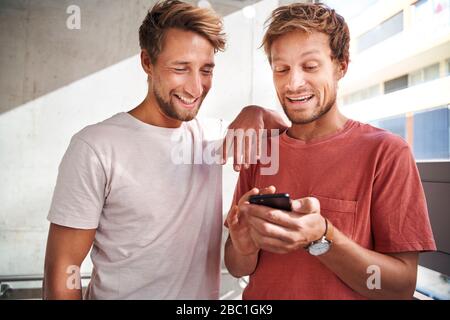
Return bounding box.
[0,0,449,300]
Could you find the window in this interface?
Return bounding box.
[323,0,379,19]
[413,106,450,160]
[343,84,380,105]
[411,0,450,28]
[370,107,450,160]
[409,63,440,86]
[371,115,406,139]
[423,63,440,81]
[357,11,404,52]
[446,58,450,75]
[384,75,408,94]
[414,0,432,24]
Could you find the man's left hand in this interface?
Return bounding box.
[239,197,326,254]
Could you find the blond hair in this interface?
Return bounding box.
[262,3,350,64]
[139,0,226,63]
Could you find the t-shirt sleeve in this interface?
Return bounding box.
[224,164,257,228]
[47,136,106,229]
[371,144,436,253]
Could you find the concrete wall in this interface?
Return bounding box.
[0,0,282,280]
[0,0,153,115]
[0,54,148,275]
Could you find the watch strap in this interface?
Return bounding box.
[325,218,333,242]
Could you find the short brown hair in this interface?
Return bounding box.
[139,0,226,63]
[262,3,350,65]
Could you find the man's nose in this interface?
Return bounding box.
[286,69,306,91]
[185,72,203,98]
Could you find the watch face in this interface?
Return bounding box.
[309,240,331,256]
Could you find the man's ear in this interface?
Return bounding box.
[338,60,348,79]
[140,49,153,77]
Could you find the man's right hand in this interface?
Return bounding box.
[226,186,276,256]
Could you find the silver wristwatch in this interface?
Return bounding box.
[306,218,333,256]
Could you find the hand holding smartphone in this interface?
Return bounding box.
[248,193,292,211]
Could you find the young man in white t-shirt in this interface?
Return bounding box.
[43,0,286,299]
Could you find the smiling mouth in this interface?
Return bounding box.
[174,93,199,107]
[287,94,314,103]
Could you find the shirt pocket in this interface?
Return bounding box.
[311,194,357,239]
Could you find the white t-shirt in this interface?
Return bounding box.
[47,112,225,299]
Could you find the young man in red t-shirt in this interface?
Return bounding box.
[224,3,436,300]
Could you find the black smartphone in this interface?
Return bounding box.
[248,193,292,211]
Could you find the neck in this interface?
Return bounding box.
[128,92,182,128]
[287,106,348,142]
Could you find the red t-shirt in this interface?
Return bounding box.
[232,119,436,300]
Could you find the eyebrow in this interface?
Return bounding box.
[170,61,215,68]
[301,50,321,57]
[272,50,322,63]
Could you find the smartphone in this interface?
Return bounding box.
[248,193,292,211]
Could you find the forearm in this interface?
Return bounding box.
[43,224,95,299]
[224,237,259,278]
[239,105,288,131]
[43,262,82,300]
[317,227,417,299]
[261,107,289,131]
